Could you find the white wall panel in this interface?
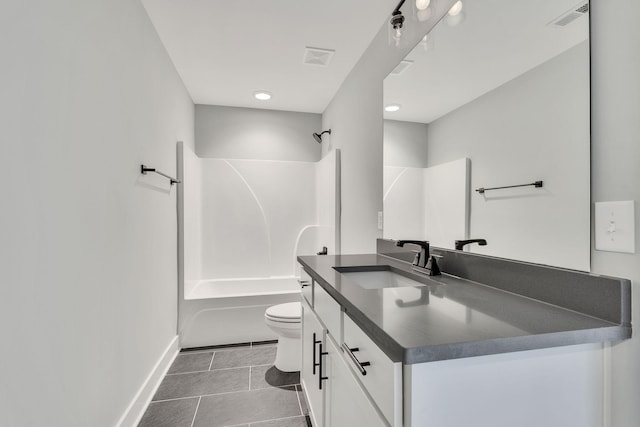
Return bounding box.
[0,0,194,425]
[200,159,316,278]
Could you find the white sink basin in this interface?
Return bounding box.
[340,269,426,290]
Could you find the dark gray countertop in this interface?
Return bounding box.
[298,253,631,364]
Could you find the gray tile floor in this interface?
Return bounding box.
[138,342,312,427]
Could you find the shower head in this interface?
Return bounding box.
[313,129,331,143]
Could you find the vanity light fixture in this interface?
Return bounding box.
[446,0,465,26]
[390,0,406,45]
[253,91,272,101]
[415,0,430,11]
[385,104,401,112]
[448,1,463,16]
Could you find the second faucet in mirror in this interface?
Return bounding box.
[455,239,487,251]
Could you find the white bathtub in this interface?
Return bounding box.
[179,277,301,348]
[186,277,300,299]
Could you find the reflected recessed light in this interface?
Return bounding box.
[385,104,401,112]
[253,91,272,101]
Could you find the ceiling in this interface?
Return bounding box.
[383,0,589,123]
[141,0,399,113]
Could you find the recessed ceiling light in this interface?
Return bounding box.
[385,104,401,112]
[253,91,272,101]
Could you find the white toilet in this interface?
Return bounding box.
[264,302,302,372]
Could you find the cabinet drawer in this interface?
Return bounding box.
[314,283,342,341]
[343,315,402,426]
[325,336,387,427]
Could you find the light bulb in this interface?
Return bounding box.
[415,0,431,11]
[385,104,401,112]
[394,26,403,40]
[448,1,463,16]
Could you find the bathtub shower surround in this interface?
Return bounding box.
[177,143,339,347]
[200,158,317,278]
[383,158,469,248]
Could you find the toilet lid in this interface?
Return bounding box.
[265,302,301,321]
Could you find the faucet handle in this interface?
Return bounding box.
[412,252,421,266]
[425,256,441,276]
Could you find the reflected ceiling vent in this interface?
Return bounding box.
[390,60,414,75]
[303,47,335,67]
[548,1,589,28]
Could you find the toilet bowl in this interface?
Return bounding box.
[264,302,302,372]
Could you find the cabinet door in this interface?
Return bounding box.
[301,299,325,427]
[324,337,388,427]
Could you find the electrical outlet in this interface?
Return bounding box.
[595,201,635,253]
[378,211,384,230]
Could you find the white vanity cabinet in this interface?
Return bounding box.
[301,279,393,427]
[298,253,628,427]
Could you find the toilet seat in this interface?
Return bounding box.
[265,302,301,323]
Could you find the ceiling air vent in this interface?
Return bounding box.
[303,47,335,67]
[548,1,589,28]
[390,60,414,76]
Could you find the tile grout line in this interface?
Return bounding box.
[153,385,253,404]
[249,414,308,426]
[248,365,252,390]
[189,396,202,427]
[167,365,249,376]
[295,384,304,417]
[208,352,215,371]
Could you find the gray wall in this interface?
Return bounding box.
[383,120,428,167]
[322,0,457,254]
[426,42,590,270]
[1,0,194,425]
[324,0,639,424]
[196,105,322,161]
[591,1,640,426]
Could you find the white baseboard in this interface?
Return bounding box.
[116,335,180,427]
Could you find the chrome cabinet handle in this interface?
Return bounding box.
[342,343,371,376]
[318,342,328,390]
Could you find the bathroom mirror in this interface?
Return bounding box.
[383,0,590,271]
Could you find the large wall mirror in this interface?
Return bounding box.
[383,0,590,271]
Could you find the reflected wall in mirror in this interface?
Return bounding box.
[383,0,590,271]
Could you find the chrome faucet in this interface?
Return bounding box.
[395,240,430,268]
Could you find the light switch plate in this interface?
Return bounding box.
[378,211,383,230]
[595,201,635,253]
